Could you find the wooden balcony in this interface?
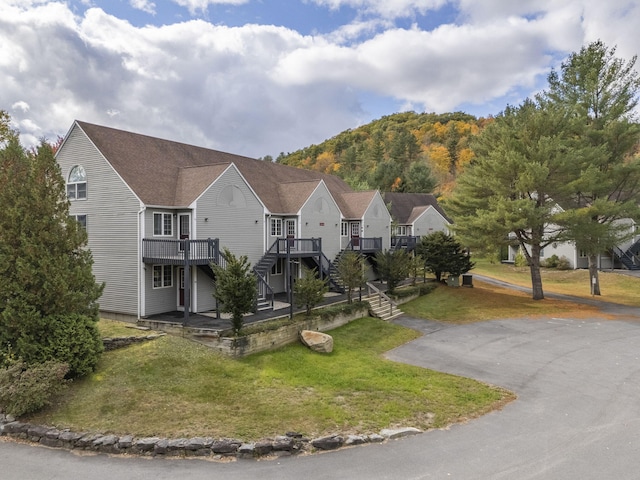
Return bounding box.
[142,238,220,265]
[391,236,420,251]
[345,237,383,253]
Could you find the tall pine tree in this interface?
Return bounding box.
[545,41,640,295]
[0,120,103,377]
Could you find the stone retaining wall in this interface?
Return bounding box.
[0,414,422,459]
[141,307,368,358]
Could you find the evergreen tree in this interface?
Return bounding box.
[0,131,104,377]
[416,231,474,282]
[211,248,256,335]
[446,99,584,299]
[294,268,328,316]
[336,251,366,303]
[404,162,437,193]
[374,249,410,294]
[545,41,640,295]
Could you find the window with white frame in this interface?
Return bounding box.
[341,221,349,236]
[153,213,173,236]
[394,225,407,236]
[67,165,87,200]
[271,218,282,237]
[271,259,283,275]
[153,265,173,288]
[72,214,87,231]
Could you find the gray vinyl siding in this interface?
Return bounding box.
[194,166,264,266]
[144,265,176,315]
[413,207,450,237]
[56,124,140,317]
[299,183,342,259]
[362,193,392,250]
[195,267,216,312]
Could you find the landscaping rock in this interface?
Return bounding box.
[380,427,422,439]
[299,330,333,353]
[345,434,366,446]
[211,439,241,454]
[311,435,343,450]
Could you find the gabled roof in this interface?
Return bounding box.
[73,120,355,213]
[383,192,452,224]
[339,191,378,219]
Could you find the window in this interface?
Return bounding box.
[154,213,173,236]
[153,265,173,288]
[394,225,407,236]
[271,259,283,275]
[341,221,349,237]
[72,214,87,231]
[271,218,282,237]
[286,219,296,236]
[67,165,87,200]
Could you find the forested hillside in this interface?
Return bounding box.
[274,111,492,196]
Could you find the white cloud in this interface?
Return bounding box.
[311,0,448,19]
[171,0,249,16]
[130,0,156,15]
[11,101,30,113]
[1,0,640,158]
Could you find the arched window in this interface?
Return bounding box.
[67,165,87,200]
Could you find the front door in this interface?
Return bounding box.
[351,221,361,247]
[178,213,190,251]
[286,219,296,249]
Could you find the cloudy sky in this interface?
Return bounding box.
[2,1,640,158]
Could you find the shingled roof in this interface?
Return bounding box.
[382,192,452,224]
[74,121,359,214]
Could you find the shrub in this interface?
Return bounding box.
[542,254,560,268]
[14,313,103,378]
[514,248,528,267]
[294,268,329,316]
[391,283,437,299]
[0,360,69,417]
[556,256,572,270]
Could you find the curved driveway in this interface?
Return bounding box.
[3,309,640,479]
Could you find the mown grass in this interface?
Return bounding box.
[97,319,151,338]
[472,258,640,307]
[28,317,513,441]
[402,280,602,323]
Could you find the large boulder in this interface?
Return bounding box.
[299,330,333,353]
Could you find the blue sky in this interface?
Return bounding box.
[2,1,640,158]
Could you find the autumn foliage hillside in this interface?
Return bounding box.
[275,111,492,196]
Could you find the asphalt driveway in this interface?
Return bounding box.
[3,310,640,479]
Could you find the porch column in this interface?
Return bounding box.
[183,240,191,325]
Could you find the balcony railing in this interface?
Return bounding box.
[142,238,220,265]
[345,237,382,253]
[391,236,419,250]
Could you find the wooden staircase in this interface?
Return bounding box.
[361,282,403,321]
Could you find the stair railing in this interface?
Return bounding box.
[365,281,397,318]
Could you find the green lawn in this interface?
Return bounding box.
[472,258,640,307]
[28,317,513,441]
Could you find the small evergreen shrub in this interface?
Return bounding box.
[542,254,560,268]
[0,360,69,417]
[14,313,103,378]
[514,249,528,267]
[556,256,572,270]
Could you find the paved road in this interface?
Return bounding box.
[3,311,640,479]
